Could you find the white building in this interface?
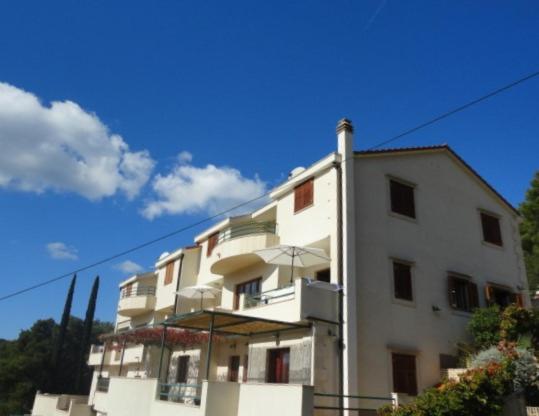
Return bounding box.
[32,119,529,416]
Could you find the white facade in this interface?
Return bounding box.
[33,119,529,416]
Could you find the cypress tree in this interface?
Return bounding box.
[51,274,76,392]
[75,275,99,393]
[521,171,539,291]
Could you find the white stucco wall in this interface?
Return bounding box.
[353,151,528,397]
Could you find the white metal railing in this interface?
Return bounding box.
[217,221,276,245]
[244,284,295,308]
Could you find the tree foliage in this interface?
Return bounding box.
[520,171,539,291]
[0,317,112,416]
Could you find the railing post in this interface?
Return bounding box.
[98,343,107,378]
[204,314,215,381]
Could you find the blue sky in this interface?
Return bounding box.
[0,1,538,339]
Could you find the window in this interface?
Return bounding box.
[485,284,522,308]
[234,278,262,310]
[294,178,314,212]
[480,212,503,246]
[266,348,290,384]
[393,261,413,301]
[448,275,479,312]
[439,354,459,370]
[122,283,133,298]
[392,353,418,396]
[316,268,331,283]
[176,355,190,383]
[164,262,174,286]
[227,355,240,382]
[207,233,219,256]
[243,354,249,382]
[390,179,416,219]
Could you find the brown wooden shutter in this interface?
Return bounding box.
[448,276,457,309]
[392,353,418,396]
[164,262,174,286]
[515,293,524,307]
[468,282,479,310]
[207,233,218,257]
[294,178,314,212]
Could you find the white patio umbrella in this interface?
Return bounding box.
[176,285,221,310]
[254,245,330,283]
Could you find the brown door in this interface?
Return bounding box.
[267,348,290,384]
[228,355,240,382]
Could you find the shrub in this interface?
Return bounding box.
[467,306,502,350]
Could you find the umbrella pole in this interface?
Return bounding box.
[290,248,295,284]
[200,291,203,310]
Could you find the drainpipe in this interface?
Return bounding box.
[334,160,345,416]
[172,253,185,315]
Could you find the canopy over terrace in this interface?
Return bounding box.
[160,309,311,381]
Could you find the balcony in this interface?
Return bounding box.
[88,343,145,367]
[210,222,279,275]
[118,286,156,317]
[236,278,339,324]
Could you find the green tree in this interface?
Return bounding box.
[0,317,112,416]
[520,171,539,291]
[75,276,100,393]
[52,274,76,392]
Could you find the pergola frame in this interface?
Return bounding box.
[158,309,311,382]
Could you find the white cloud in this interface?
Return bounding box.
[0,82,155,200]
[114,260,144,274]
[142,153,267,219]
[46,242,78,260]
[178,151,193,164]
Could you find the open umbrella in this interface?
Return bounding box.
[176,285,221,310]
[254,245,330,283]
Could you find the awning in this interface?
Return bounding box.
[163,309,310,337]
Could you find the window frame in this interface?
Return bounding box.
[266,347,290,384]
[447,273,479,313]
[391,352,418,396]
[234,277,262,310]
[485,283,521,308]
[479,210,503,247]
[391,259,414,304]
[387,176,417,221]
[294,178,314,213]
[176,355,190,384]
[228,355,241,382]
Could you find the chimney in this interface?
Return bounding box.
[336,118,354,159]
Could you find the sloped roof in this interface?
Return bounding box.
[355,145,519,216]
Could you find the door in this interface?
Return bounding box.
[266,348,290,383]
[228,355,240,382]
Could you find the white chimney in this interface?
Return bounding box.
[336,118,354,159]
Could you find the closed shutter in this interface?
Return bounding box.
[392,353,418,396]
[468,282,479,310]
[294,178,314,212]
[164,262,174,286]
[515,293,524,307]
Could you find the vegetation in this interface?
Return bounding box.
[0,317,112,416]
[520,171,539,291]
[75,276,99,392]
[52,274,76,392]
[380,306,539,416]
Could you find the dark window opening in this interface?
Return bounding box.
[176,355,190,383]
[390,179,416,219]
[266,348,290,384]
[448,275,479,312]
[228,355,240,382]
[485,285,519,308]
[392,353,418,396]
[243,354,249,382]
[439,354,459,370]
[234,277,262,310]
[480,212,503,246]
[316,268,331,283]
[393,261,413,301]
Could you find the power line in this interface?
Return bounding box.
[1,68,538,303]
[0,192,270,302]
[368,69,539,150]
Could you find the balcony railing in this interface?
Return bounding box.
[244,284,295,309]
[96,377,110,393]
[217,221,276,245]
[121,286,156,299]
[158,383,202,405]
